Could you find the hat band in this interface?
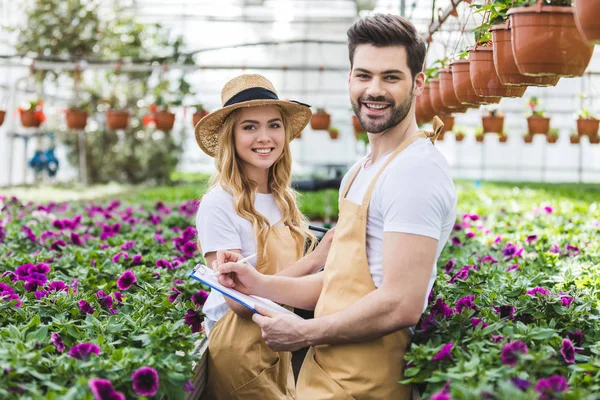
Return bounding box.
[223,87,278,107]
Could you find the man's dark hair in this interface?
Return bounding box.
[347,14,426,80]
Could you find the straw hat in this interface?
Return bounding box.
[194,74,312,157]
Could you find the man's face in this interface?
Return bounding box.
[349,44,424,134]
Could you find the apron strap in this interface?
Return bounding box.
[429,116,444,144]
[340,162,364,199]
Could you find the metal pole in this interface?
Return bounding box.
[78,130,88,186]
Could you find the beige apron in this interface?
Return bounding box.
[201,223,301,400]
[296,125,441,400]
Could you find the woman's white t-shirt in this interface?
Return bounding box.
[195,186,282,335]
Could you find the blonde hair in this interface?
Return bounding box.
[204,106,316,263]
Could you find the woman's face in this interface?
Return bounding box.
[233,105,286,174]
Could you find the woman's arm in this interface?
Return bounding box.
[204,251,254,320]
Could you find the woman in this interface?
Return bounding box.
[194,74,332,399]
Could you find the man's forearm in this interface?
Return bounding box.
[302,287,421,346]
[255,272,323,310]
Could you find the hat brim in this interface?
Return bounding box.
[194,99,312,157]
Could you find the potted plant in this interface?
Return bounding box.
[507,0,594,77]
[589,135,600,144]
[482,108,505,133]
[475,127,485,143]
[418,84,435,123]
[455,130,466,142]
[546,128,559,143]
[523,133,534,143]
[576,108,599,137]
[0,109,5,127]
[18,100,46,128]
[352,114,364,137]
[66,101,90,130]
[450,55,500,106]
[569,132,581,144]
[103,94,130,131]
[142,104,176,132]
[328,126,340,140]
[498,133,508,143]
[192,104,209,127]
[526,96,550,135]
[439,114,455,134]
[311,108,331,130]
[574,0,600,43]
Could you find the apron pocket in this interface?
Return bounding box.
[297,349,356,400]
[229,355,288,400]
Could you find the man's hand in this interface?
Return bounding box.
[252,305,309,352]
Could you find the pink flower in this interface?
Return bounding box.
[184,309,203,333]
[451,236,462,246]
[51,332,65,352]
[112,251,129,263]
[444,259,456,274]
[131,366,160,396]
[192,290,209,308]
[88,378,125,400]
[432,342,454,361]
[471,318,488,328]
[507,264,520,272]
[120,241,136,250]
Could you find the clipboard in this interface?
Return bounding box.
[189,264,302,320]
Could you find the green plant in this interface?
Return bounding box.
[475,126,485,137]
[548,128,560,138]
[316,107,328,114]
[527,97,546,117]
[577,108,597,119]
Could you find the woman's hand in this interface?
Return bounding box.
[215,258,265,295]
[310,227,335,270]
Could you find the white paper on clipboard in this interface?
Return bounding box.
[189,264,302,320]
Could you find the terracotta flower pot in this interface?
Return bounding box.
[0,110,5,126]
[20,110,42,128]
[482,116,504,133]
[469,46,527,98]
[418,84,435,123]
[352,115,364,135]
[429,79,447,115]
[328,129,340,140]
[499,134,508,143]
[437,132,445,141]
[451,60,501,106]
[106,109,130,130]
[154,110,176,131]
[527,116,550,135]
[523,134,534,144]
[455,133,465,142]
[439,114,455,133]
[574,0,600,44]
[311,112,331,130]
[547,135,558,144]
[66,109,88,130]
[193,111,209,127]
[570,135,580,144]
[439,68,464,109]
[508,2,594,77]
[589,135,600,144]
[576,117,599,137]
[475,135,485,143]
[491,22,560,87]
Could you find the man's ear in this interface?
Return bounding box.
[348,69,352,84]
[413,72,426,96]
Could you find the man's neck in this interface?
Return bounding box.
[366,117,419,167]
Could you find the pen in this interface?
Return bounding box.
[309,224,330,233]
[214,253,257,276]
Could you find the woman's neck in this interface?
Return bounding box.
[245,165,270,194]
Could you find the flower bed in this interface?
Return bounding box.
[0,196,207,398]
[405,184,600,399]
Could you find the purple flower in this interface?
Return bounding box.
[560,296,574,307]
[549,243,561,254]
[0,290,21,308]
[27,272,48,287]
[444,259,456,274]
[182,241,197,258]
[567,331,583,347]
[451,236,462,246]
[535,376,569,398]
[181,226,197,242]
[510,377,531,391]
[526,287,550,297]
[432,342,454,362]
[566,244,580,255]
[88,378,125,400]
[183,379,195,393]
[113,291,123,303]
[50,239,67,251]
[494,305,515,320]
[471,318,488,329]
[34,290,49,300]
[455,296,476,313]
[132,254,143,266]
[154,231,166,244]
[192,290,209,308]
[430,298,455,319]
[51,332,65,352]
[560,338,575,363]
[501,341,528,366]
[184,309,204,333]
[48,281,68,292]
[21,226,37,243]
[480,255,498,264]
[68,343,101,360]
[149,215,162,225]
[503,243,522,259]
[41,230,57,243]
[419,314,438,333]
[15,263,32,279]
[29,263,50,275]
[543,206,553,213]
[155,259,173,269]
[506,264,520,272]
[107,200,121,211]
[116,270,137,291]
[120,241,136,250]
[168,287,181,303]
[52,219,65,230]
[131,366,160,396]
[449,265,472,284]
[112,251,129,263]
[468,213,479,221]
[79,300,95,314]
[491,335,504,343]
[465,230,475,238]
[71,232,86,246]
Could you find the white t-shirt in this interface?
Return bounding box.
[195,186,282,335]
[339,137,457,313]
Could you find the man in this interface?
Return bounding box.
[214,13,457,399]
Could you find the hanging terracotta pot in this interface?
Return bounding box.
[439,68,476,111]
[527,115,551,135]
[429,79,447,115]
[507,1,594,77]
[569,134,580,144]
[328,128,340,140]
[439,114,455,133]
[20,110,43,128]
[469,46,527,98]
[589,135,600,144]
[482,115,504,133]
[499,134,508,143]
[0,110,5,126]
[310,111,331,130]
[106,109,130,130]
[547,135,558,144]
[574,0,600,44]
[451,60,501,106]
[418,84,435,123]
[154,110,176,131]
[475,135,485,143]
[66,109,88,130]
[193,111,209,127]
[491,21,560,87]
[523,134,534,144]
[577,117,599,137]
[352,115,364,136]
[455,132,465,142]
